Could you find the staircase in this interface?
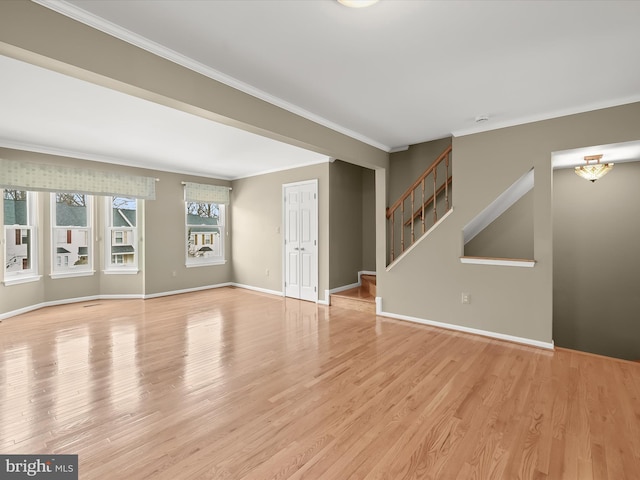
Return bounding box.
[387,145,452,264]
[330,274,376,313]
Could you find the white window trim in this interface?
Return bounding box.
[104,197,139,274]
[4,191,39,282]
[185,202,226,267]
[3,274,43,286]
[50,270,96,280]
[186,260,227,268]
[50,193,94,279]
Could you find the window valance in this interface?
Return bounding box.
[183,182,230,204]
[0,158,156,200]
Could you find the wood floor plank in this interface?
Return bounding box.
[1,287,639,479]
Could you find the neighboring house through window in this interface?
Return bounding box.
[3,189,38,284]
[106,196,138,273]
[186,201,225,266]
[52,193,93,277]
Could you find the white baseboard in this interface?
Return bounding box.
[328,270,377,298]
[376,299,554,350]
[328,281,360,294]
[0,294,144,321]
[143,282,233,299]
[0,302,49,321]
[359,270,376,277]
[229,283,283,297]
[317,296,330,306]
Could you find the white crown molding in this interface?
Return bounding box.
[33,0,391,153]
[452,93,640,139]
[230,157,331,181]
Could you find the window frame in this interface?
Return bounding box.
[3,190,40,286]
[104,196,139,274]
[50,192,94,279]
[185,201,226,267]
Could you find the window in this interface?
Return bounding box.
[52,193,93,276]
[105,196,138,273]
[4,189,38,283]
[186,202,225,266]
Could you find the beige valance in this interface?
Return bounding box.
[183,182,230,204]
[0,158,156,200]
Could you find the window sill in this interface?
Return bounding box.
[459,256,536,268]
[50,270,96,280]
[103,269,139,275]
[185,260,227,268]
[3,274,42,286]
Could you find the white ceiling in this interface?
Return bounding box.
[0,55,329,180]
[3,0,640,179]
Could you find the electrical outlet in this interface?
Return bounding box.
[266,268,270,277]
[461,293,471,304]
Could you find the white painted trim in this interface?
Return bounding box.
[33,0,392,153]
[143,282,233,299]
[317,297,330,306]
[232,157,331,180]
[328,281,360,294]
[452,93,640,139]
[459,257,536,268]
[376,304,554,350]
[49,270,96,280]
[358,270,376,277]
[0,283,290,321]
[386,209,454,271]
[327,271,377,304]
[230,283,283,297]
[93,294,144,300]
[0,294,145,321]
[1,302,49,321]
[185,260,227,268]
[463,169,534,245]
[2,275,43,286]
[102,269,139,275]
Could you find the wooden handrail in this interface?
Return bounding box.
[386,145,452,219]
[387,144,452,263]
[403,176,452,227]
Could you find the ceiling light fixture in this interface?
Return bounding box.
[337,0,379,8]
[574,154,614,182]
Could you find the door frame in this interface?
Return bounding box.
[282,179,318,302]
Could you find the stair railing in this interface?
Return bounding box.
[386,145,452,262]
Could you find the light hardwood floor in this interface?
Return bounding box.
[1,287,639,479]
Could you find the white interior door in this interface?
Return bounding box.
[284,180,317,301]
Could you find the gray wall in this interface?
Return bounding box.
[230,162,330,300]
[464,190,534,259]
[553,162,640,360]
[361,168,376,272]
[329,160,364,288]
[388,137,452,202]
[379,103,640,345]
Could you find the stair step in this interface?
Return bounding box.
[330,286,375,313]
[360,274,377,297]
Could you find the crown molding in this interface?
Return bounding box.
[33,0,391,153]
[452,94,640,139]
